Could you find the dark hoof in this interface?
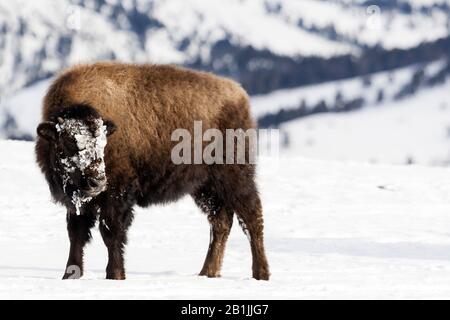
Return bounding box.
[253,269,270,281]
[106,271,126,280]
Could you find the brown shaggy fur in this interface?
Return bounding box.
[35,62,270,280]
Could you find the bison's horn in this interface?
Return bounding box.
[57,117,64,124]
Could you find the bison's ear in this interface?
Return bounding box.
[104,119,117,136]
[37,122,57,142]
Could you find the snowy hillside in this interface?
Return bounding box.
[271,0,450,49]
[251,62,428,118]
[2,140,450,299]
[249,59,450,166]
[279,81,450,166]
[0,79,51,140]
[1,0,450,96]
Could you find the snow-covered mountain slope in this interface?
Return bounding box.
[251,62,418,118]
[271,0,450,49]
[274,75,450,166]
[2,140,450,299]
[252,59,448,118]
[1,0,449,96]
[0,79,51,140]
[246,58,450,166]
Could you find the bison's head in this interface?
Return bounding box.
[37,106,116,212]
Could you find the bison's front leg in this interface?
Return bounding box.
[63,209,96,279]
[99,204,133,280]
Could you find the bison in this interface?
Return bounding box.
[35,62,270,280]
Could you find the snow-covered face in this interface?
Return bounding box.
[54,118,109,201]
[37,111,117,214]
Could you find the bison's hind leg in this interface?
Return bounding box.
[218,167,270,281]
[192,185,233,278]
[233,192,270,280]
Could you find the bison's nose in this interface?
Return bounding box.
[83,177,107,197]
[87,177,101,189]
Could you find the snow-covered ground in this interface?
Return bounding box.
[1,140,450,299]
